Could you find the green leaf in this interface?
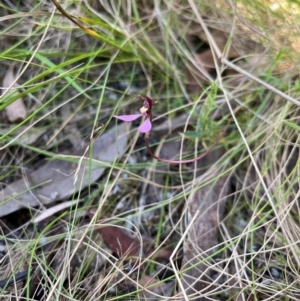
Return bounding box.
[282,120,300,131]
[184,131,202,138]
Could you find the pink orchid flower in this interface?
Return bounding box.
[113,95,155,133]
[114,95,229,164]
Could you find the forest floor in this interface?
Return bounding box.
[0,1,300,300]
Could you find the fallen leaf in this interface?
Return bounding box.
[0,124,129,217]
[186,50,217,93]
[4,98,27,123]
[186,27,266,94]
[2,67,27,122]
[180,149,230,301]
[0,126,47,145]
[89,211,172,263]
[33,200,80,223]
[97,225,140,258]
[196,28,262,57]
[138,275,174,299]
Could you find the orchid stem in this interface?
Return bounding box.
[144,120,230,164]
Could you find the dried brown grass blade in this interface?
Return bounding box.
[180,149,229,301]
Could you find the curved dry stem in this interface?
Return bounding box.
[144,120,230,164]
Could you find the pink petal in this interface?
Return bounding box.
[113,114,142,122]
[138,117,152,133]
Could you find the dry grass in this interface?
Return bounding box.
[0,0,300,300]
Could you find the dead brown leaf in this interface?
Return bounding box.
[186,25,266,94]
[180,149,230,301]
[89,212,173,264]
[96,225,140,258]
[186,50,217,93]
[196,27,262,58]
[0,124,129,217]
[138,275,174,299]
[2,67,27,122]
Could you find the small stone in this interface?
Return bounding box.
[252,244,260,252]
[270,267,281,278]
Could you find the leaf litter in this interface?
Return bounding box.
[0,123,129,217]
[2,66,27,123]
[179,149,229,301]
[0,1,299,300]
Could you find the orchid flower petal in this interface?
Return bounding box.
[113,114,142,122]
[138,117,152,133]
